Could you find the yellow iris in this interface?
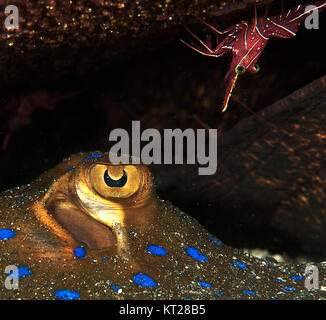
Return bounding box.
[88,164,141,199]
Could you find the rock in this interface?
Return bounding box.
[151,76,326,261]
[0,0,272,90]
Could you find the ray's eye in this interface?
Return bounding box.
[235,65,246,74]
[104,169,127,188]
[88,164,141,198]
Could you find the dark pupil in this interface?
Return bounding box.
[104,169,127,188]
[237,66,244,72]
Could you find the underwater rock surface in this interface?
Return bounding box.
[0,0,272,89]
[152,75,326,261]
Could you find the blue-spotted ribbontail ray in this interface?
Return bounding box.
[0,152,325,299]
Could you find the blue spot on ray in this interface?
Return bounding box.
[282,286,296,292]
[9,266,32,280]
[291,275,303,281]
[82,154,103,162]
[67,166,75,171]
[74,246,86,259]
[243,290,258,296]
[232,260,247,269]
[102,256,109,261]
[110,285,121,292]
[55,289,81,300]
[198,281,212,288]
[186,247,208,262]
[0,229,15,240]
[17,266,32,279]
[208,235,223,247]
[133,273,158,287]
[147,245,167,256]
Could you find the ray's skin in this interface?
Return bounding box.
[0,152,326,300]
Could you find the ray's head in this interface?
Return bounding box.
[35,153,158,251]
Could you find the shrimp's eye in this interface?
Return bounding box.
[253,63,260,73]
[235,65,246,74]
[88,165,141,198]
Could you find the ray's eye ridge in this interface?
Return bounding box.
[104,169,127,188]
